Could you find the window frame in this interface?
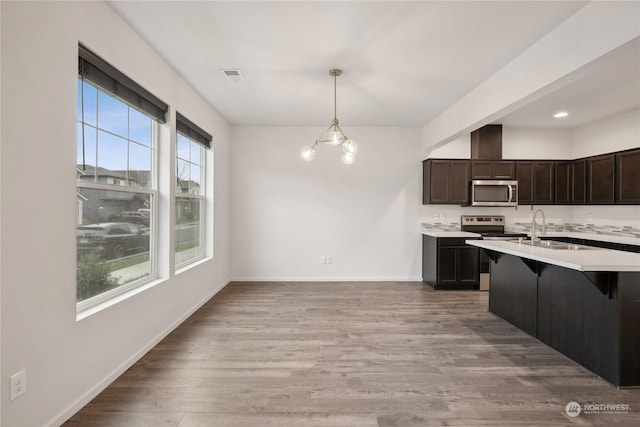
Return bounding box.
[76,46,164,312]
[175,120,208,269]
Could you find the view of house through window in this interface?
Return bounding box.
[76,77,157,302]
[175,129,205,266]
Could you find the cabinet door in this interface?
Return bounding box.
[517,162,534,205]
[555,162,571,204]
[533,162,555,204]
[472,161,515,179]
[517,161,554,204]
[615,149,640,204]
[492,161,516,179]
[587,154,615,204]
[423,160,470,205]
[437,247,458,284]
[429,161,451,204]
[449,161,471,204]
[572,160,586,204]
[457,246,479,285]
[471,161,492,179]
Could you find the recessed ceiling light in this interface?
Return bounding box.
[553,111,569,118]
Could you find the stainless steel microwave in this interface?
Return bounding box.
[471,180,518,207]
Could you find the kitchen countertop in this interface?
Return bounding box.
[422,231,481,238]
[466,239,640,272]
[526,231,640,246]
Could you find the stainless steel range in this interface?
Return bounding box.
[460,215,527,290]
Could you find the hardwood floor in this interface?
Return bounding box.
[64,282,640,426]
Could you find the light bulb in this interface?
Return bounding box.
[341,152,355,165]
[301,146,316,161]
[326,130,341,146]
[342,139,358,154]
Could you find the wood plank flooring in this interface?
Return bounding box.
[63,282,640,426]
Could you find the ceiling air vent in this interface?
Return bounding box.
[220,69,244,82]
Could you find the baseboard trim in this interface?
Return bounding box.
[49,278,231,427]
[230,276,423,282]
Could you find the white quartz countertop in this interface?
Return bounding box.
[466,239,640,272]
[422,231,481,238]
[528,231,640,246]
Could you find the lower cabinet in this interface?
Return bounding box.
[422,236,479,290]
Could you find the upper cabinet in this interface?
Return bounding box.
[517,161,555,205]
[615,149,640,204]
[586,154,615,204]
[555,160,586,204]
[423,159,470,205]
[471,161,516,180]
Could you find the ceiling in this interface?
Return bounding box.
[105,1,636,129]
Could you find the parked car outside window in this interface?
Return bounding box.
[107,211,150,226]
[77,222,150,260]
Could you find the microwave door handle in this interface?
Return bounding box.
[508,185,513,203]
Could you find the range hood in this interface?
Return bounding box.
[471,124,502,160]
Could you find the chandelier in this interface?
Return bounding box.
[301,69,358,164]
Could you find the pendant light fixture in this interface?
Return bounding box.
[301,69,358,164]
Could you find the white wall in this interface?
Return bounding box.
[502,127,573,160]
[231,127,423,281]
[1,2,231,426]
[572,108,640,158]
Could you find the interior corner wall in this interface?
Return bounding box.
[230,126,423,282]
[1,2,231,426]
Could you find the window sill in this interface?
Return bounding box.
[76,277,165,321]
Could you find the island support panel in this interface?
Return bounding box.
[488,253,538,336]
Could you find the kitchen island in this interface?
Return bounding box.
[466,239,640,387]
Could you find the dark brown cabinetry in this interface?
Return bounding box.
[572,160,586,204]
[471,161,516,179]
[615,149,640,204]
[423,160,470,205]
[422,236,479,290]
[555,160,586,204]
[517,161,555,205]
[423,148,639,206]
[586,154,615,204]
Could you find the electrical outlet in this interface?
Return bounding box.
[433,213,440,220]
[10,369,26,402]
[320,256,326,264]
[326,256,332,264]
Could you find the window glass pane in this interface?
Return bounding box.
[129,108,152,147]
[98,91,128,138]
[77,124,97,173]
[175,196,201,266]
[176,158,190,193]
[76,187,152,301]
[97,131,127,176]
[190,163,201,194]
[78,80,97,126]
[129,143,151,188]
[190,142,201,166]
[177,133,190,161]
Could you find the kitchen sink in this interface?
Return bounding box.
[517,240,598,250]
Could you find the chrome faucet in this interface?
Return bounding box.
[531,208,546,243]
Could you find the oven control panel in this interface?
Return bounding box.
[461,215,505,226]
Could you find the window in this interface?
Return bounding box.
[175,112,211,268]
[76,45,167,307]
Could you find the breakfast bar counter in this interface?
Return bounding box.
[465,239,640,387]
